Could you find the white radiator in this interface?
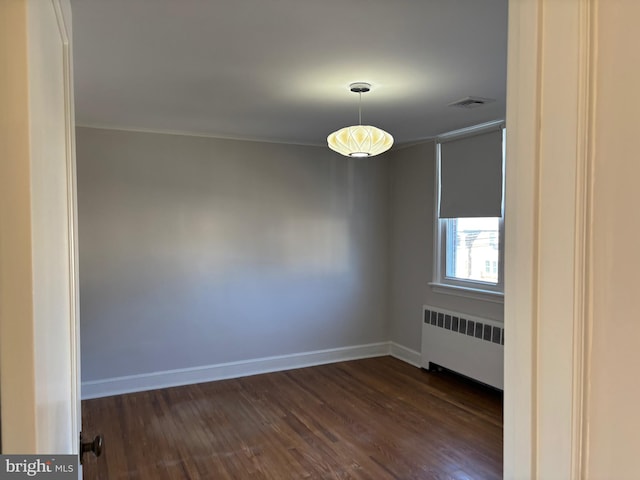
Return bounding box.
[421,306,504,390]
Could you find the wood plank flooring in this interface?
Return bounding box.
[82,356,502,479]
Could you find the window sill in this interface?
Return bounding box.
[429,282,504,304]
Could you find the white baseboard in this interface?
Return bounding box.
[82,342,393,400]
[389,342,422,367]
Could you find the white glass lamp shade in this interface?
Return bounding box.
[327,125,394,157]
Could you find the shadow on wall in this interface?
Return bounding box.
[76,127,390,383]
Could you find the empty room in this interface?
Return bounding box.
[72,1,506,478]
[8,0,640,479]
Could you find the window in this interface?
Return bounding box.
[438,216,504,294]
[431,123,505,302]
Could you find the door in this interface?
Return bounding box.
[0,0,81,465]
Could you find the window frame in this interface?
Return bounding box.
[430,123,505,303]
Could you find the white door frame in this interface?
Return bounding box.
[58,0,82,458]
[0,0,80,455]
[504,0,594,478]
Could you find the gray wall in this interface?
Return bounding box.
[76,127,389,382]
[388,141,504,352]
[77,127,503,382]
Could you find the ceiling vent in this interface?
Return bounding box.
[448,96,496,109]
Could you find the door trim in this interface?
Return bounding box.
[504,0,595,477]
[0,0,79,454]
[53,0,81,455]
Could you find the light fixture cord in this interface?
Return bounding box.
[358,91,362,125]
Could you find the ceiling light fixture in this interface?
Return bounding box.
[327,82,393,158]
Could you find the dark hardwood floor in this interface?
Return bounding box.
[82,356,502,479]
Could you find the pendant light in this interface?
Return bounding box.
[327,82,394,157]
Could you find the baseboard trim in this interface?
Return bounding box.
[389,342,422,367]
[81,342,394,399]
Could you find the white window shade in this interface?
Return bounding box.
[439,128,504,218]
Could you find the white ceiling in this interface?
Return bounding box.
[70,0,508,148]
